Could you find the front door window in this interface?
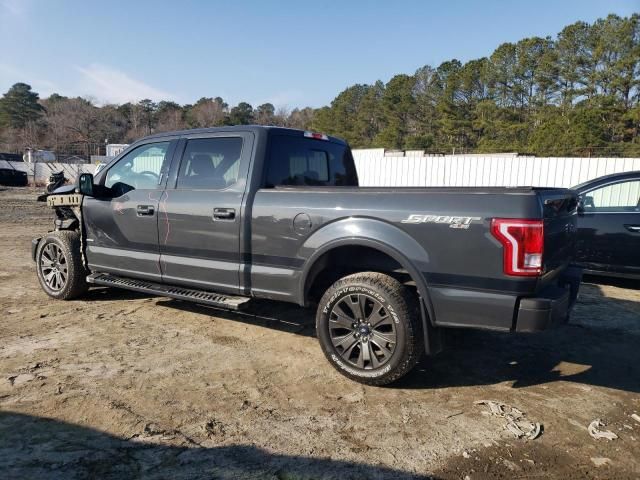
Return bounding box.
[583,180,640,212]
[105,142,171,197]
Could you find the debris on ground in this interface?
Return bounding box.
[474,400,542,440]
[445,411,464,419]
[587,419,618,441]
[590,457,611,467]
[631,413,640,424]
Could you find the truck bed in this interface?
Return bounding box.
[250,185,578,331]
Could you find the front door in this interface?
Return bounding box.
[576,177,640,275]
[158,132,253,293]
[84,140,176,281]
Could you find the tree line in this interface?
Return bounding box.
[0,87,314,157]
[1,14,638,158]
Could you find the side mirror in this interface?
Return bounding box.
[584,195,595,208]
[577,195,595,214]
[78,173,95,197]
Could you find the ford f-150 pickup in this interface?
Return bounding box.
[32,126,581,385]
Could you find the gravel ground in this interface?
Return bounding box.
[0,186,639,479]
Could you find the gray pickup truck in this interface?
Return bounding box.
[33,126,581,385]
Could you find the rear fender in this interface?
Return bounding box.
[298,217,436,328]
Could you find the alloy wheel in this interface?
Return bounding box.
[329,293,397,369]
[40,243,68,291]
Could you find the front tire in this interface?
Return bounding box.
[316,272,423,386]
[36,231,88,300]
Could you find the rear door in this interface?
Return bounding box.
[576,177,640,275]
[84,140,176,281]
[158,132,254,293]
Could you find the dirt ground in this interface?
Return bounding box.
[0,186,639,479]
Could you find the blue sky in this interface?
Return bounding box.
[0,0,637,108]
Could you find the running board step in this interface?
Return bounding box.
[87,273,250,310]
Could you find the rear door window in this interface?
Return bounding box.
[265,135,358,187]
[176,137,243,190]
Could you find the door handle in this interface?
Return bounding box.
[625,224,640,233]
[213,208,235,221]
[136,205,155,216]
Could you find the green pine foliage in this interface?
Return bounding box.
[311,14,640,156]
[0,83,45,129]
[0,14,638,157]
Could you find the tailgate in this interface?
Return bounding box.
[537,188,579,281]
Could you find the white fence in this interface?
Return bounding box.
[352,149,640,188]
[0,161,95,185]
[3,152,640,190]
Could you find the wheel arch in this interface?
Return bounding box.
[298,217,436,328]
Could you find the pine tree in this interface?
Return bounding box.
[0,83,45,129]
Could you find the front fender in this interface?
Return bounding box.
[31,237,41,262]
[298,217,435,322]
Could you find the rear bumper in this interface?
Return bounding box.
[514,266,582,332]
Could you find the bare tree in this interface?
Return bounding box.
[187,97,227,127]
[156,101,186,132]
[287,107,315,129]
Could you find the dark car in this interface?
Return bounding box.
[32,126,581,385]
[574,171,640,279]
[0,152,24,162]
[0,167,28,186]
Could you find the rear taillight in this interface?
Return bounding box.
[491,219,544,276]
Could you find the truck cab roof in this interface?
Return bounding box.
[136,125,348,146]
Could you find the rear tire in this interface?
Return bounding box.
[36,231,88,300]
[316,272,423,386]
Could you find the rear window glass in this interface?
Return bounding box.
[265,135,358,187]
